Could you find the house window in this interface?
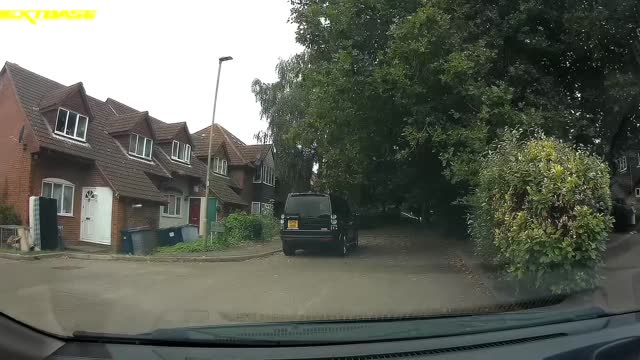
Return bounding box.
[171,141,191,164]
[251,202,261,214]
[162,194,182,216]
[41,179,74,216]
[261,165,275,186]
[253,165,262,183]
[55,108,88,141]
[617,156,628,173]
[214,157,228,175]
[261,203,273,215]
[129,133,153,160]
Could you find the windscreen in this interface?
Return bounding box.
[285,196,331,218]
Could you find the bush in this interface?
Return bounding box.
[469,132,613,294]
[222,213,278,243]
[0,205,20,225]
[257,214,280,241]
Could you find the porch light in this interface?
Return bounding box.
[131,203,143,208]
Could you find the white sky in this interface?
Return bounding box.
[0,0,302,143]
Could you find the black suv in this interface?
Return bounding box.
[280,193,358,256]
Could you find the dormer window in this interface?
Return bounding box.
[129,133,153,160]
[214,157,228,175]
[171,140,191,164]
[55,108,88,141]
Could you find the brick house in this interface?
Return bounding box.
[192,124,276,216]
[0,62,251,250]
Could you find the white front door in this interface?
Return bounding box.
[80,187,112,245]
[81,188,98,243]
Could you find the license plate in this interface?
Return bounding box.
[287,220,299,229]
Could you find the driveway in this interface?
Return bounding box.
[0,225,495,336]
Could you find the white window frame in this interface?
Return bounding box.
[618,156,628,173]
[41,178,74,216]
[261,165,275,186]
[54,107,88,142]
[161,194,183,217]
[129,133,153,160]
[251,202,261,214]
[171,140,191,164]
[214,157,228,175]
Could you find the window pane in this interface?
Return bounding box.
[129,134,137,153]
[214,158,219,173]
[75,116,87,140]
[254,166,261,181]
[62,185,73,214]
[179,142,186,160]
[162,206,167,215]
[65,113,77,137]
[186,145,191,163]
[53,183,63,213]
[42,182,53,198]
[56,109,68,133]
[168,196,176,215]
[175,197,181,216]
[136,135,144,156]
[171,142,177,157]
[144,138,153,158]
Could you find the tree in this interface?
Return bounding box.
[254,0,640,217]
[252,53,316,195]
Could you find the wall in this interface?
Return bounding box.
[30,151,109,245]
[0,71,35,224]
[252,150,276,203]
[157,176,190,228]
[110,197,160,252]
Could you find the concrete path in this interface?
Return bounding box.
[0,225,495,336]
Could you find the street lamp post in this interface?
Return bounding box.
[204,56,233,246]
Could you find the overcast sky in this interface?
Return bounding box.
[0,0,302,143]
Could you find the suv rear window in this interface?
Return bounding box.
[285,195,331,218]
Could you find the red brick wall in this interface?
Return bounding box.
[30,152,109,245]
[110,197,160,252]
[0,71,35,224]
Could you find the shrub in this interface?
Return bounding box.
[257,214,280,241]
[469,132,613,294]
[0,205,20,225]
[222,213,277,243]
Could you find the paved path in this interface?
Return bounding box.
[0,226,494,336]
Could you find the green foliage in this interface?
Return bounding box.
[154,236,231,254]
[0,205,20,225]
[255,0,640,214]
[469,132,613,294]
[221,213,279,243]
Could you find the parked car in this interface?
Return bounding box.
[280,193,358,256]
